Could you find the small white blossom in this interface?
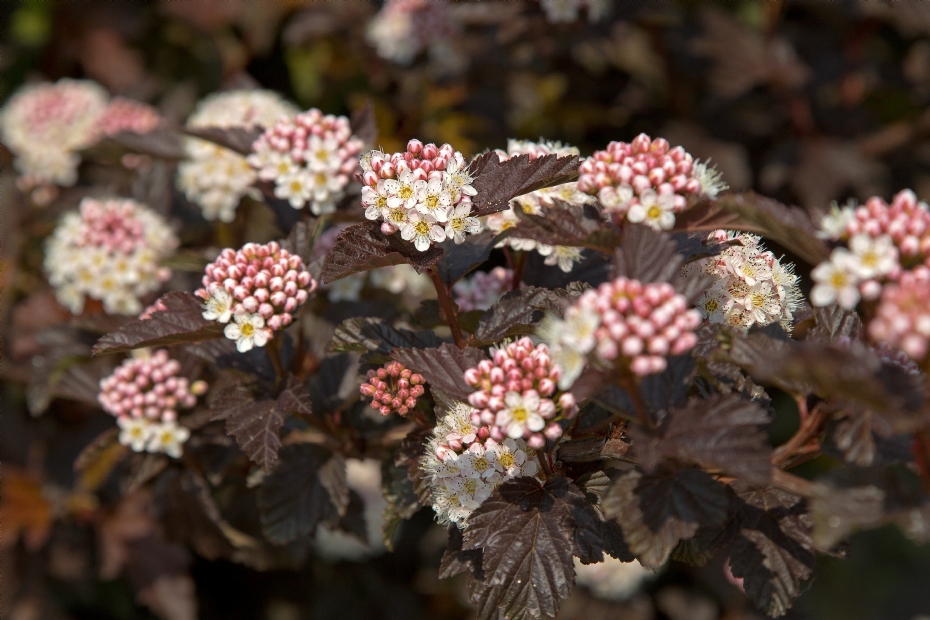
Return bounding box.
[626,190,676,230]
[146,420,190,458]
[415,177,452,221]
[810,248,861,309]
[497,391,545,439]
[274,172,314,208]
[848,234,898,280]
[224,310,270,352]
[445,203,481,244]
[818,201,856,239]
[401,211,446,252]
[202,286,233,323]
[544,246,583,272]
[117,417,154,452]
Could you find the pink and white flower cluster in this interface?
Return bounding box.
[463,337,577,447]
[197,241,317,352]
[248,108,365,215]
[45,197,177,315]
[359,361,426,417]
[486,139,591,273]
[452,267,513,312]
[97,97,162,137]
[578,133,727,230]
[98,349,206,458]
[539,277,701,388]
[366,0,453,65]
[691,231,803,331]
[177,90,297,222]
[868,266,930,363]
[813,190,930,311]
[361,139,480,251]
[421,402,541,526]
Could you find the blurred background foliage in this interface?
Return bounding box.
[3,1,930,619]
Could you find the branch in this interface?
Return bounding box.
[428,267,465,349]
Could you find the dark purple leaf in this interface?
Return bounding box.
[321,221,444,284]
[468,152,581,217]
[613,223,684,284]
[331,317,442,363]
[510,200,622,254]
[473,286,568,343]
[435,230,500,285]
[93,126,187,160]
[392,342,487,401]
[440,525,484,580]
[183,125,263,156]
[93,292,224,356]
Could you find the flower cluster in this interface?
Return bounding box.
[98,350,205,458]
[539,0,610,24]
[812,190,930,311]
[868,266,930,363]
[97,97,162,137]
[540,277,701,389]
[361,139,480,251]
[573,557,653,602]
[485,139,591,273]
[452,267,513,312]
[45,197,177,315]
[421,402,541,526]
[177,90,297,222]
[366,0,453,65]
[690,231,803,331]
[578,133,727,230]
[1,79,108,190]
[463,337,576,447]
[359,361,426,416]
[248,108,365,215]
[197,241,317,351]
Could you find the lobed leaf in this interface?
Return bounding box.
[331,317,442,363]
[435,230,501,285]
[510,201,623,254]
[473,286,570,344]
[440,525,484,580]
[321,221,443,284]
[392,343,487,401]
[93,292,224,356]
[182,125,263,156]
[468,152,581,217]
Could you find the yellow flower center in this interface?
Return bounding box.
[510,406,528,422]
[499,220,515,231]
[399,185,414,200]
[499,453,515,469]
[314,173,327,185]
[315,149,328,161]
[377,196,387,209]
[704,299,719,313]
[131,427,144,438]
[451,218,465,231]
[290,180,303,192]
[389,208,406,224]
[240,323,255,338]
[861,251,878,268]
[160,431,174,443]
[425,195,439,209]
[464,479,478,493]
[830,271,848,288]
[473,457,489,472]
[415,221,431,236]
[647,205,662,220]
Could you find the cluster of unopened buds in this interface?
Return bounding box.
[177,90,297,222]
[540,277,701,389]
[578,133,726,230]
[197,241,317,352]
[248,108,365,215]
[97,97,162,137]
[463,337,577,447]
[45,197,177,315]
[98,350,206,458]
[868,266,930,364]
[813,190,930,313]
[359,361,426,416]
[421,403,541,526]
[486,139,589,273]
[452,267,512,312]
[361,139,480,251]
[690,231,803,332]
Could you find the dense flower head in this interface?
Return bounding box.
[573,557,653,601]
[690,231,803,331]
[359,361,426,416]
[197,241,317,350]
[486,139,591,274]
[462,337,577,447]
[421,402,542,526]
[98,349,205,458]
[361,139,480,250]
[868,266,930,363]
[248,108,365,215]
[177,90,297,222]
[539,277,701,389]
[1,79,108,188]
[45,197,177,315]
[452,267,513,312]
[366,0,453,65]
[97,97,163,137]
[578,133,727,230]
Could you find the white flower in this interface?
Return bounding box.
[443,159,477,198]
[445,203,481,244]
[626,190,676,230]
[202,286,233,323]
[692,160,728,198]
[275,172,314,209]
[696,289,729,324]
[415,177,452,221]
[743,282,783,325]
[598,184,634,211]
[363,181,393,220]
[490,438,537,478]
[146,421,191,458]
[393,170,420,210]
[544,246,583,272]
[818,202,855,239]
[728,257,771,287]
[496,391,545,439]
[224,310,270,352]
[810,248,861,309]
[848,234,898,280]
[305,136,342,173]
[401,211,446,251]
[117,417,154,452]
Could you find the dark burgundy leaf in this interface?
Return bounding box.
[806,304,862,344]
[381,459,424,551]
[257,444,345,543]
[640,354,697,415]
[392,343,487,401]
[157,470,235,561]
[318,452,350,518]
[468,152,581,217]
[613,224,683,284]
[473,286,566,343]
[321,221,443,284]
[672,231,737,263]
[440,525,484,580]
[53,357,117,407]
[331,317,442,363]
[462,477,592,620]
[308,353,357,414]
[435,230,500,285]
[93,292,224,356]
[183,125,263,156]
[602,467,728,569]
[333,490,369,543]
[632,394,773,484]
[510,200,622,254]
[279,220,317,266]
[209,382,282,472]
[276,375,314,418]
[94,126,187,160]
[350,99,377,146]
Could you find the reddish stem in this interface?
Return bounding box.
[428,267,465,348]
